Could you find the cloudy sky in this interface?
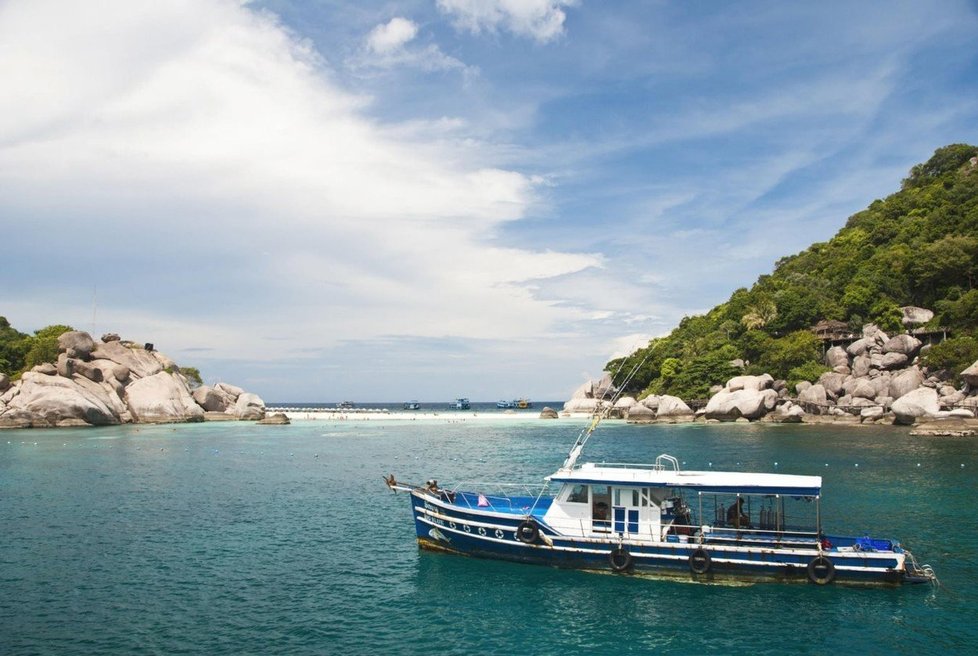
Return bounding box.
[2,0,976,402]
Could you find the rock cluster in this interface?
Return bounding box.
[790,323,976,424]
[0,331,265,428]
[562,374,616,414]
[561,320,978,428]
[560,383,693,423]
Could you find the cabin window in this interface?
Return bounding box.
[614,489,640,506]
[567,484,589,503]
[640,488,652,507]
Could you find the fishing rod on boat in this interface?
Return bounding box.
[560,346,653,471]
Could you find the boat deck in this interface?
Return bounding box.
[452,491,553,517]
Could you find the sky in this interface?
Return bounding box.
[1,0,977,402]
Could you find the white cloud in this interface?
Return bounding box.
[356,16,472,74]
[436,0,577,43]
[366,17,418,54]
[0,0,605,397]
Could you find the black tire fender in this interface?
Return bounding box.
[516,519,540,544]
[609,546,632,572]
[807,556,836,585]
[689,547,712,574]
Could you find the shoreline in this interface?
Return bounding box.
[271,408,589,422]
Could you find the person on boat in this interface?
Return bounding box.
[726,497,750,529]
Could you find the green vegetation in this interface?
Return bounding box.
[609,144,978,399]
[0,317,206,385]
[0,319,73,378]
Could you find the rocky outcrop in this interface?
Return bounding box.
[891,388,940,425]
[257,412,290,425]
[624,403,655,422]
[539,406,559,419]
[563,375,616,413]
[901,306,934,327]
[0,330,265,428]
[125,372,205,423]
[656,395,693,418]
[705,375,780,421]
[962,360,978,387]
[909,417,978,437]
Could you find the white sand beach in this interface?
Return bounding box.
[269,407,592,423]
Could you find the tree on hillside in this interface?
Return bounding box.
[22,325,74,372]
[0,317,30,374]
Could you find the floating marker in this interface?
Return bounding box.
[855,464,859,467]
[917,463,921,467]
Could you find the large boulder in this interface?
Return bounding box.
[880,352,909,370]
[88,358,130,383]
[726,374,773,392]
[818,372,846,398]
[539,407,559,419]
[961,360,978,387]
[625,403,655,422]
[862,324,889,345]
[860,406,886,422]
[215,382,245,399]
[192,385,234,412]
[846,338,874,358]
[825,346,849,369]
[705,389,766,421]
[850,378,877,400]
[901,306,934,327]
[91,341,163,379]
[57,331,97,361]
[4,371,119,426]
[891,387,940,425]
[798,384,828,412]
[232,392,266,421]
[656,395,693,417]
[889,367,924,400]
[883,334,922,358]
[0,373,9,393]
[613,396,637,410]
[124,372,204,423]
[851,354,871,378]
[563,398,600,413]
[641,395,661,411]
[771,401,805,423]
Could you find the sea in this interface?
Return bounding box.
[2,410,976,655]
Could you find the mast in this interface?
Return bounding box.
[560,348,652,471]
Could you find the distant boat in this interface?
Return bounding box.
[452,398,470,410]
[403,401,421,410]
[336,401,355,409]
[516,398,532,409]
[496,400,515,409]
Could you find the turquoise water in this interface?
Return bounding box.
[1,419,976,655]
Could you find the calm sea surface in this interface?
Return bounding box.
[2,417,976,655]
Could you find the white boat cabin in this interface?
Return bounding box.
[542,456,822,541]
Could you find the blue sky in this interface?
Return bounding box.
[1,0,976,402]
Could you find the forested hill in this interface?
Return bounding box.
[609,143,978,399]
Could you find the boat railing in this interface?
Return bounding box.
[447,482,550,512]
[699,524,820,544]
[587,454,681,472]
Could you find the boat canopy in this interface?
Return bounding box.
[548,462,822,497]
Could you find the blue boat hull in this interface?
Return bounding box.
[409,491,913,585]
